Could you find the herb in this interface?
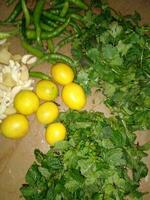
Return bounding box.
[71,3,150,131]
[20,111,149,200]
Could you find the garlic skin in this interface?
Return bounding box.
[0,39,7,45]
[0,58,34,122]
[21,54,37,65]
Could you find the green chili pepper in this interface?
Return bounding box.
[41,16,58,28]
[4,1,22,23]
[46,17,69,36]
[47,7,81,15]
[69,20,81,33]
[43,13,80,33]
[0,29,19,39]
[21,40,75,67]
[47,39,54,53]
[0,19,22,26]
[22,40,44,58]
[29,71,51,80]
[47,53,77,68]
[67,7,82,13]
[54,33,78,52]
[45,8,60,15]
[52,2,65,9]
[21,0,30,28]
[70,13,84,22]
[40,22,54,32]
[25,30,37,39]
[43,11,81,29]
[43,12,80,32]
[33,0,46,43]
[69,0,88,9]
[21,17,27,40]
[42,11,65,23]
[26,18,70,40]
[60,1,69,17]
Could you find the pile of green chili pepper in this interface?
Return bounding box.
[0,0,88,79]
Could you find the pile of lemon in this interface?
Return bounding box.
[0,63,86,145]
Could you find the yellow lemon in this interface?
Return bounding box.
[62,82,86,110]
[35,80,58,101]
[51,63,74,85]
[1,114,29,139]
[36,102,59,124]
[14,90,39,115]
[45,122,66,145]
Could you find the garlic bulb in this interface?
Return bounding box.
[0,51,34,122]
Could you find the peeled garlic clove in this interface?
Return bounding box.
[21,54,37,65]
[9,59,15,67]
[11,85,22,99]
[0,83,10,91]
[3,72,17,87]
[0,101,7,114]
[0,48,11,64]
[20,65,29,81]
